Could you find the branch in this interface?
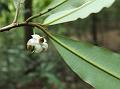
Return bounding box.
[0,22,46,32]
[13,1,21,23]
[0,22,54,47]
[0,23,26,32]
[25,0,68,22]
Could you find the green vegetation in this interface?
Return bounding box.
[0,0,120,89]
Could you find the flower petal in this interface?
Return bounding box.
[31,34,41,39]
[41,43,48,51]
[34,44,43,53]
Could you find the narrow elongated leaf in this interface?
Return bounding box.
[50,34,120,89]
[43,0,115,25]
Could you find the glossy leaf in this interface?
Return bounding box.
[50,34,120,89]
[43,0,115,25]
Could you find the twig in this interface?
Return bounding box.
[0,22,52,41]
[0,23,26,32]
[13,1,21,23]
[25,0,68,22]
[0,22,44,32]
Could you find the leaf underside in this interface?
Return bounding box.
[43,0,115,25]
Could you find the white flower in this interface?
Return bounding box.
[34,44,43,53]
[31,34,40,39]
[27,34,48,53]
[41,42,48,51]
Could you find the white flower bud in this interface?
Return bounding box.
[27,34,48,53]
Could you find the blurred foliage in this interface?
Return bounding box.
[0,0,120,89]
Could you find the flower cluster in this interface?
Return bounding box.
[27,34,48,53]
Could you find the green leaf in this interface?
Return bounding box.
[43,0,115,25]
[50,34,120,89]
[43,0,86,13]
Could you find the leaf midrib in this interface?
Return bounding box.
[51,35,120,80]
[44,0,95,25]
